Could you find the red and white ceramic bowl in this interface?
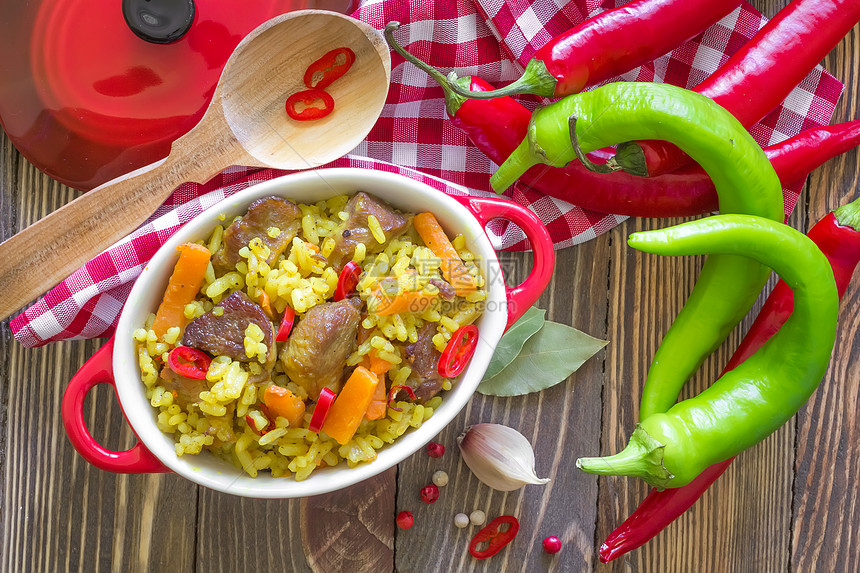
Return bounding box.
[62,168,555,498]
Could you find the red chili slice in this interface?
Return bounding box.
[386,384,417,412]
[303,47,356,90]
[438,324,479,378]
[469,515,519,559]
[245,412,274,436]
[167,346,212,379]
[276,306,296,342]
[309,387,337,433]
[334,261,361,301]
[285,89,335,121]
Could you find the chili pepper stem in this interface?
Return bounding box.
[613,142,650,177]
[490,139,541,192]
[834,196,860,229]
[384,22,468,116]
[447,58,558,99]
[576,427,674,489]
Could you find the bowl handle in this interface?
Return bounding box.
[62,338,170,474]
[454,196,555,330]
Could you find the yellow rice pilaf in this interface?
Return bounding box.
[135,193,485,480]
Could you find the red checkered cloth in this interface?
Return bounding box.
[10,0,844,347]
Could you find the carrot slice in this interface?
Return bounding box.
[151,243,212,339]
[263,385,306,427]
[368,350,393,375]
[321,366,379,444]
[364,377,388,421]
[365,351,393,421]
[371,286,437,316]
[258,290,275,319]
[413,212,476,294]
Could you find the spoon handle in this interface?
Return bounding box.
[0,141,216,322]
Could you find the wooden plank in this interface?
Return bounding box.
[195,469,394,572]
[393,238,610,572]
[1,0,859,570]
[791,20,860,573]
[0,141,198,573]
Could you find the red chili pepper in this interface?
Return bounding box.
[308,387,337,433]
[303,47,356,91]
[438,324,478,378]
[334,261,361,301]
[285,89,334,121]
[386,384,417,412]
[631,0,860,176]
[245,409,275,436]
[386,30,860,218]
[430,0,740,99]
[276,306,296,342]
[167,346,211,379]
[598,196,860,563]
[468,515,519,559]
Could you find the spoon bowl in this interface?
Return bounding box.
[220,10,390,168]
[0,10,391,321]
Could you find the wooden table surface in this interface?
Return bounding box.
[2,2,858,571]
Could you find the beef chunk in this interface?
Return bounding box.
[159,367,207,408]
[213,196,301,274]
[402,322,445,402]
[203,403,236,448]
[429,278,456,301]
[182,291,275,363]
[327,192,410,271]
[280,298,361,399]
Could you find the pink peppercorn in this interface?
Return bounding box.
[427,442,445,458]
[396,511,414,529]
[542,536,562,554]
[420,484,440,504]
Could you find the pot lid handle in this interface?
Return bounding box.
[122,0,195,44]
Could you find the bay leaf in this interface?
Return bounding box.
[477,321,608,396]
[483,306,546,380]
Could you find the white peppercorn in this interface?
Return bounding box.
[454,513,470,528]
[469,509,486,526]
[432,470,449,487]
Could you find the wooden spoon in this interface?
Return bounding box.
[0,10,390,322]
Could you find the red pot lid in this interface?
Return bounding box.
[0,0,349,191]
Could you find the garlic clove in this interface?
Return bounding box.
[457,423,550,491]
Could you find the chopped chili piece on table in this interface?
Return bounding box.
[438,324,478,378]
[469,515,519,559]
[285,89,334,121]
[167,346,212,379]
[308,387,337,433]
[304,47,356,90]
[334,261,361,301]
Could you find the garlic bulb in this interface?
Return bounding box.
[457,423,550,491]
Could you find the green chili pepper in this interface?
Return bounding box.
[576,214,838,489]
[492,82,784,424]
